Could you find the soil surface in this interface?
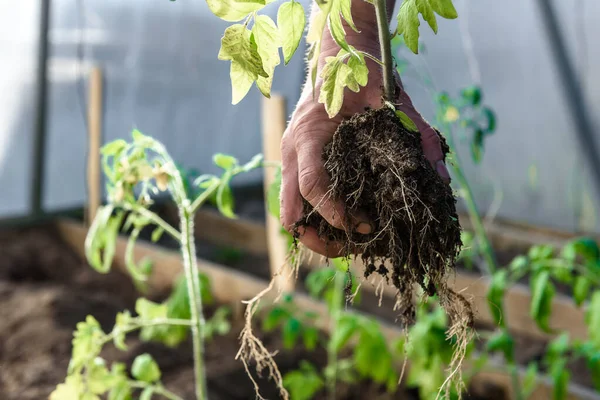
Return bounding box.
[0,224,432,400]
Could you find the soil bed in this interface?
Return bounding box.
[0,224,441,400]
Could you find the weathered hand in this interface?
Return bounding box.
[280,5,450,258]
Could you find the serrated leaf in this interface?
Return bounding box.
[306,268,336,299]
[396,1,420,53]
[319,58,352,118]
[108,380,131,400]
[213,153,238,170]
[328,0,356,53]
[230,60,255,104]
[278,1,306,65]
[430,0,457,19]
[573,276,591,306]
[206,0,267,22]
[416,0,437,33]
[131,354,161,383]
[70,316,105,373]
[396,110,419,132]
[219,24,268,104]
[253,15,281,98]
[50,375,85,400]
[114,311,132,351]
[347,54,368,86]
[530,271,555,332]
[306,4,331,92]
[487,270,508,327]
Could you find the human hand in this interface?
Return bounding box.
[279,5,450,258]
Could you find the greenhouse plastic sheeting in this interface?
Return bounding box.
[1,0,599,234]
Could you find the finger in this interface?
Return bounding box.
[280,134,303,230]
[295,226,346,258]
[295,125,372,234]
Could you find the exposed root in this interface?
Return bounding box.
[236,242,307,400]
[293,107,474,397]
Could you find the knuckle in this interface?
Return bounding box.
[298,166,323,203]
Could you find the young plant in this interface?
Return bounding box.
[52,130,262,400]
[485,237,600,400]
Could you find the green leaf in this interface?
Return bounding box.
[70,316,105,373]
[85,205,123,274]
[319,55,352,118]
[396,110,419,132]
[302,327,319,350]
[113,311,132,351]
[278,1,306,65]
[347,54,368,88]
[530,271,555,332]
[551,367,569,400]
[283,318,302,349]
[253,15,281,97]
[461,85,482,106]
[218,24,268,104]
[267,166,282,219]
[101,139,128,157]
[327,0,356,53]
[528,244,554,261]
[522,362,538,397]
[50,375,85,400]
[565,237,600,262]
[331,257,350,273]
[396,1,420,53]
[206,0,267,22]
[331,314,359,352]
[262,306,289,331]
[485,330,514,363]
[213,153,238,170]
[240,153,264,172]
[131,353,161,383]
[586,292,600,347]
[305,268,336,299]
[217,178,236,218]
[487,270,508,327]
[416,0,437,33]
[108,379,132,400]
[87,357,115,394]
[151,226,164,243]
[573,276,591,306]
[283,361,324,400]
[429,0,458,19]
[471,128,484,164]
[483,107,496,133]
[140,387,154,400]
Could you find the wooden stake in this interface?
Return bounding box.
[261,95,295,293]
[86,67,103,227]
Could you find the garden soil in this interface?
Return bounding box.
[0,224,417,400]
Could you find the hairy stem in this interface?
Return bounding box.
[326,271,347,400]
[373,0,395,102]
[179,204,209,400]
[124,203,181,241]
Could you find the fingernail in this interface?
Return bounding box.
[436,160,451,181]
[356,221,372,235]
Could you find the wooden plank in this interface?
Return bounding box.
[261,95,294,293]
[55,218,599,400]
[191,210,588,341]
[85,67,103,227]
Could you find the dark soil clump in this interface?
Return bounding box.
[294,107,473,389]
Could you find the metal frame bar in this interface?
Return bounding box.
[30,0,52,215]
[535,0,600,203]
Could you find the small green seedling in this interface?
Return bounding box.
[52,130,262,400]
